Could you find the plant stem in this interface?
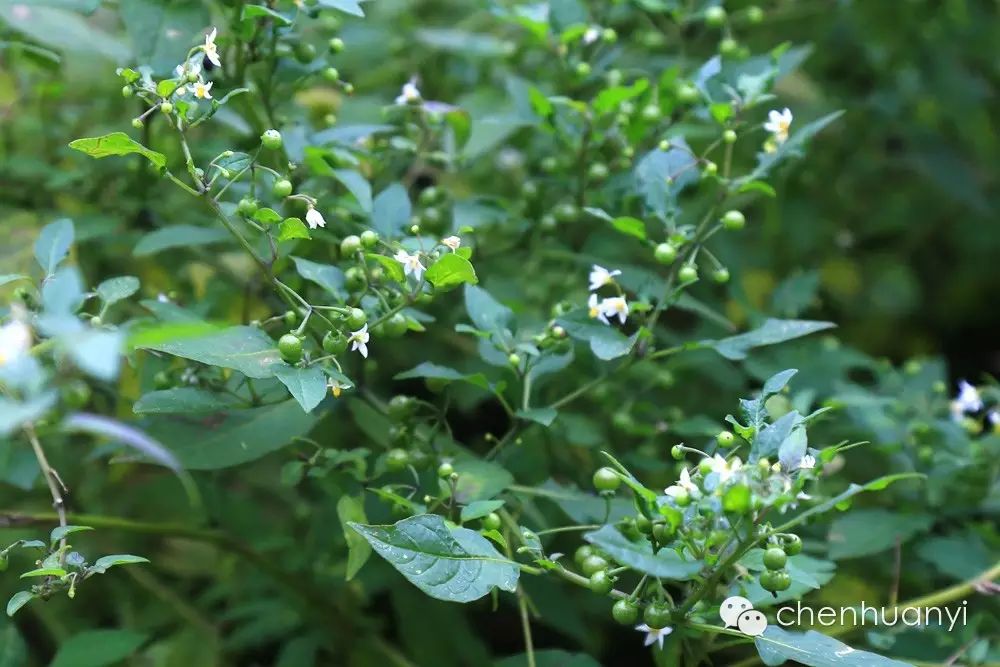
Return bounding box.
[23,425,67,559]
[517,585,537,667]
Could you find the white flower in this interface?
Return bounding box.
[0,320,31,367]
[600,296,629,325]
[395,78,421,105]
[635,624,672,650]
[193,81,213,100]
[588,264,621,291]
[952,380,983,416]
[305,207,326,229]
[394,249,426,280]
[665,467,698,499]
[202,27,221,68]
[349,324,369,358]
[588,294,609,325]
[798,454,816,470]
[441,236,461,252]
[989,411,1000,427]
[764,107,793,144]
[583,26,601,44]
[328,379,347,398]
[708,454,741,483]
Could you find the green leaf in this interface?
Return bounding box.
[0,275,29,288]
[348,514,519,602]
[366,253,405,283]
[464,285,513,333]
[215,151,253,174]
[0,394,57,438]
[69,330,124,381]
[460,500,505,523]
[775,474,924,533]
[50,525,92,545]
[253,208,283,225]
[69,133,166,169]
[118,0,209,74]
[316,0,369,17]
[611,216,646,240]
[34,218,74,275]
[291,256,345,297]
[704,319,835,361]
[425,254,479,290]
[89,554,150,574]
[372,183,412,237]
[240,4,292,25]
[332,169,373,213]
[0,617,28,665]
[50,629,148,667]
[133,388,241,415]
[5,592,34,618]
[133,225,229,256]
[754,626,911,667]
[139,326,281,379]
[336,495,371,581]
[274,364,328,413]
[516,407,558,426]
[583,525,702,580]
[827,510,933,560]
[144,400,316,469]
[634,138,698,216]
[0,5,128,60]
[555,310,638,360]
[278,218,311,241]
[95,276,140,305]
[451,459,514,503]
[20,567,66,578]
[394,362,490,391]
[593,79,649,114]
[749,111,845,181]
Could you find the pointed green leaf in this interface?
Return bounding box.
[336,495,371,581]
[34,218,74,275]
[584,525,702,580]
[69,133,166,169]
[274,364,328,412]
[50,525,92,545]
[754,626,911,667]
[138,326,282,379]
[6,592,34,617]
[426,254,478,290]
[96,276,140,305]
[705,319,835,361]
[90,554,150,574]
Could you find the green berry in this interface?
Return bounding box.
[237,197,259,217]
[580,554,609,577]
[131,118,144,129]
[635,514,653,534]
[360,230,379,249]
[588,570,614,595]
[153,371,172,390]
[702,161,718,176]
[322,331,348,354]
[723,129,737,144]
[782,534,803,556]
[677,83,700,104]
[122,86,133,98]
[705,6,727,26]
[278,333,303,364]
[283,310,298,326]
[712,267,731,284]
[652,522,675,543]
[482,513,502,531]
[671,444,684,460]
[261,129,284,150]
[322,67,341,82]
[643,602,672,629]
[574,545,594,566]
[272,178,293,198]
[612,599,639,625]
[345,267,366,291]
[587,162,609,182]
[763,547,788,571]
[386,448,410,471]
[328,37,345,53]
[746,5,764,23]
[654,242,677,265]
[385,313,408,338]
[554,203,579,223]
[294,42,317,64]
[719,38,739,57]
[160,102,173,114]
[340,235,362,257]
[508,353,521,367]
[387,395,414,421]
[722,210,746,230]
[716,430,736,447]
[760,569,791,592]
[437,462,455,478]
[575,62,591,77]
[641,104,662,122]
[345,307,366,329]
[678,265,698,283]
[592,467,621,492]
[61,381,92,409]
[672,488,691,506]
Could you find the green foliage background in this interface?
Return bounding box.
[0,0,997,666]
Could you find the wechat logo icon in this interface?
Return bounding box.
[720,596,768,637]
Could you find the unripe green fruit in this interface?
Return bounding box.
[678,265,698,283]
[652,522,674,543]
[760,569,791,592]
[747,5,764,23]
[61,381,92,409]
[672,488,691,506]
[437,462,455,478]
[554,203,579,223]
[360,230,379,248]
[160,102,173,114]
[122,86,133,98]
[612,599,639,625]
[580,554,609,577]
[132,118,144,129]
[153,371,172,390]
[345,307,367,329]
[716,430,736,447]
[641,104,662,122]
[386,448,410,471]
[763,547,788,571]
[677,83,700,104]
[575,62,591,77]
[261,129,284,150]
[587,162,609,182]
[703,161,718,176]
[602,28,617,43]
[294,42,317,63]
[705,5,727,26]
[723,129,738,144]
[482,513,502,531]
[712,268,731,284]
[671,444,684,460]
[593,467,621,492]
[654,242,677,265]
[278,334,303,363]
[340,235,362,257]
[237,197,259,217]
[272,178,293,198]
[508,353,521,367]
[782,534,803,556]
[322,331,348,354]
[322,67,341,82]
[588,570,614,594]
[574,545,594,566]
[643,602,672,629]
[385,313,408,338]
[345,267,366,291]
[418,186,442,206]
[328,37,345,53]
[387,395,414,421]
[283,310,298,326]
[722,210,746,230]
[719,38,739,57]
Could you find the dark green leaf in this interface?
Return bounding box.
[90,554,150,574]
[34,218,74,275]
[291,256,345,297]
[336,495,371,581]
[705,319,835,361]
[372,183,412,237]
[584,525,702,580]
[133,388,241,415]
[139,326,281,379]
[133,225,229,256]
[333,169,372,213]
[118,0,209,74]
[274,364,328,413]
[754,626,911,667]
[50,629,148,667]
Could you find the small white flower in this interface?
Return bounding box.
[798,454,816,470]
[583,26,601,44]
[953,380,983,415]
[202,27,221,68]
[989,411,1000,427]
[635,624,672,650]
[349,324,369,358]
[441,236,461,252]
[600,296,629,325]
[0,320,32,367]
[708,454,741,483]
[305,207,326,229]
[764,107,793,144]
[328,379,347,398]
[665,467,698,499]
[588,294,609,325]
[588,265,621,291]
[193,81,213,100]
[394,249,426,280]
[395,78,421,105]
